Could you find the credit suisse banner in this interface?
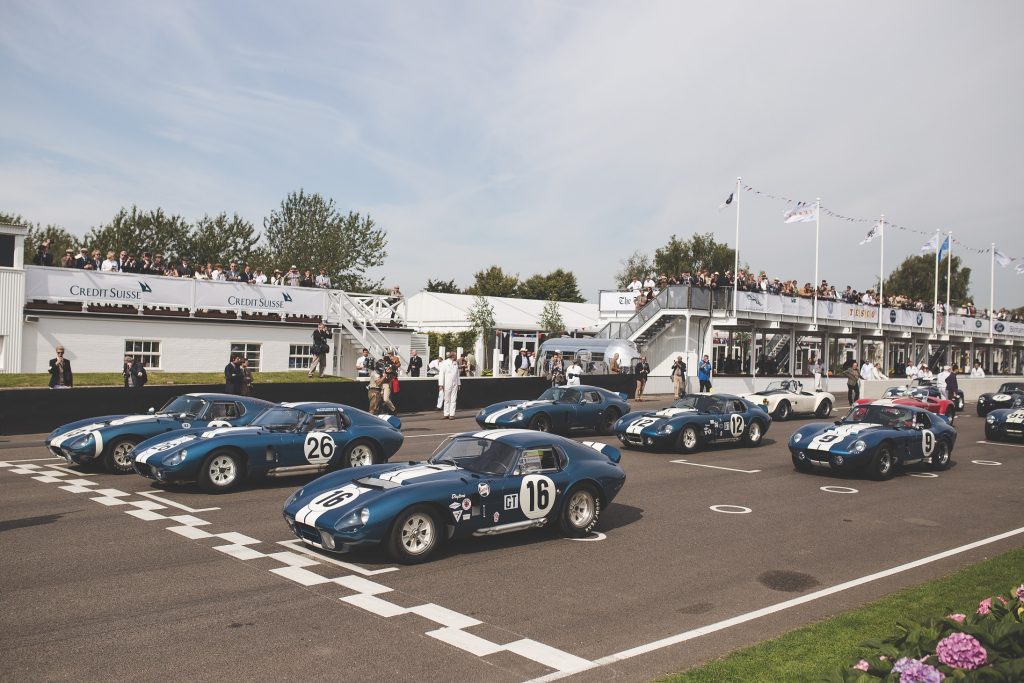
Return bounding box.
[26,267,327,316]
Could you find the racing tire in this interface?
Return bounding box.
[198,450,244,493]
[868,444,896,481]
[342,439,378,469]
[929,440,951,471]
[103,437,140,474]
[388,505,440,564]
[773,400,791,421]
[529,413,552,433]
[677,425,701,454]
[815,399,833,418]
[984,425,997,442]
[597,409,620,436]
[956,394,964,412]
[559,484,601,538]
[743,420,764,447]
[791,453,813,473]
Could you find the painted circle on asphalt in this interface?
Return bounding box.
[709,505,752,514]
[908,472,939,478]
[565,531,607,542]
[820,486,859,494]
[972,459,1002,466]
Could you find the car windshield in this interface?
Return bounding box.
[883,386,912,397]
[908,388,933,400]
[537,387,581,403]
[999,383,1024,393]
[429,437,521,476]
[763,381,795,393]
[158,395,209,418]
[670,395,722,413]
[251,407,308,431]
[844,404,915,428]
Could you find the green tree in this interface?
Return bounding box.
[2,212,81,266]
[615,250,653,288]
[263,189,388,292]
[538,298,565,335]
[519,268,585,302]
[184,212,263,267]
[466,295,496,370]
[883,253,972,306]
[85,206,191,261]
[464,265,519,298]
[425,278,461,294]
[654,232,736,277]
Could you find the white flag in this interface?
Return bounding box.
[994,249,1013,268]
[718,192,734,210]
[920,234,939,252]
[783,202,817,224]
[859,220,883,245]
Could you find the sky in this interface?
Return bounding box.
[2,1,1023,307]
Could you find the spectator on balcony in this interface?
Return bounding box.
[210,263,224,280]
[225,261,242,282]
[315,268,331,288]
[175,257,194,278]
[285,265,301,287]
[150,254,166,275]
[194,265,210,280]
[117,250,130,272]
[251,268,267,285]
[627,277,642,292]
[74,247,90,269]
[240,264,253,282]
[60,248,75,268]
[123,253,139,273]
[33,239,54,267]
[300,269,315,287]
[269,269,284,285]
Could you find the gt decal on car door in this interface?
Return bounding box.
[729,414,745,437]
[519,474,555,519]
[921,429,935,457]
[626,417,658,434]
[304,431,336,463]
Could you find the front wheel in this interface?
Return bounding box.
[743,421,764,447]
[869,444,896,481]
[773,401,791,421]
[198,450,243,493]
[956,394,964,411]
[815,399,833,418]
[104,437,139,474]
[343,440,378,469]
[529,413,552,433]
[929,440,951,470]
[678,425,700,453]
[388,505,440,564]
[597,409,620,436]
[559,484,601,537]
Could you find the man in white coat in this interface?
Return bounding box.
[565,359,584,386]
[437,352,461,419]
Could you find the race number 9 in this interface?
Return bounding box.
[729,414,745,437]
[519,474,555,520]
[921,430,935,456]
[304,431,335,462]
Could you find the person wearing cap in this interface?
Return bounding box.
[75,247,90,269]
[514,349,530,376]
[60,248,76,268]
[634,355,650,401]
[308,322,330,378]
[285,266,301,287]
[269,269,283,286]
[48,346,73,389]
[123,355,147,389]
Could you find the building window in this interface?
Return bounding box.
[289,344,313,370]
[125,340,161,369]
[231,343,262,371]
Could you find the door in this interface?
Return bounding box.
[277,411,343,470]
[578,389,605,429]
[493,446,569,528]
[554,388,582,430]
[907,412,936,464]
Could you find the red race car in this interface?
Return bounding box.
[857,388,956,420]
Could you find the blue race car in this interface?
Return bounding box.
[46,393,274,473]
[976,381,1024,416]
[475,384,630,435]
[984,407,1024,442]
[789,402,956,480]
[282,429,626,564]
[132,402,404,492]
[613,393,771,453]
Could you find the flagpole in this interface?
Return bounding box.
[813,198,820,327]
[932,229,940,335]
[878,214,884,329]
[732,176,741,319]
[990,243,995,339]
[945,231,952,335]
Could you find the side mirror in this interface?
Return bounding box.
[147,407,155,414]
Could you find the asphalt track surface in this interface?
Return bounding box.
[2,397,1023,682]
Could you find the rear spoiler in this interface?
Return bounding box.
[376,414,402,429]
[580,440,621,464]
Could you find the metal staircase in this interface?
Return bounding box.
[326,291,406,368]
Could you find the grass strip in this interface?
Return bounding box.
[663,545,1024,683]
[0,372,352,388]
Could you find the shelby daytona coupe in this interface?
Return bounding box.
[789,403,956,480]
[976,382,1024,416]
[475,385,630,434]
[132,402,403,492]
[984,407,1024,442]
[613,393,772,453]
[46,393,274,473]
[741,380,835,420]
[283,429,626,563]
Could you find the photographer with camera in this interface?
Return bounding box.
[308,322,330,378]
[34,238,54,267]
[671,355,687,398]
[368,358,396,414]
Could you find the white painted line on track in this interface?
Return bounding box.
[565,532,607,542]
[908,472,939,478]
[0,457,79,464]
[670,459,761,474]
[525,525,1024,682]
[972,460,1002,466]
[820,486,858,494]
[277,539,400,576]
[138,491,220,513]
[709,505,751,514]
[976,440,1024,449]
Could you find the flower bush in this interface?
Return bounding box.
[828,581,1024,681]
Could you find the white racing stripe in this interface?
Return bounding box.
[806,423,880,451]
[135,435,197,463]
[654,408,696,418]
[377,464,459,483]
[108,415,156,426]
[625,416,658,435]
[484,401,553,424]
[200,426,258,439]
[50,423,106,449]
[470,429,537,440]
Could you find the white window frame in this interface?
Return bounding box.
[230,342,263,372]
[289,344,313,370]
[125,339,161,370]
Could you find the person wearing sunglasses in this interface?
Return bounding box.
[48,346,73,389]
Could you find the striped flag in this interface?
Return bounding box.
[994,249,1013,268]
[859,220,883,245]
[920,234,939,252]
[937,235,951,262]
[783,202,817,224]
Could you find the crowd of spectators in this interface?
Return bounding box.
[626,269,1024,322]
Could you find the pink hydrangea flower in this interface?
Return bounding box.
[946,613,966,622]
[976,597,992,615]
[892,657,945,683]
[936,632,987,670]
[1015,583,1024,601]
[853,659,870,671]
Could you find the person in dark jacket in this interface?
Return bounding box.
[308,323,330,378]
[406,349,423,377]
[224,355,244,395]
[123,355,147,389]
[48,345,73,389]
[945,366,959,417]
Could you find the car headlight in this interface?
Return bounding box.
[163,449,187,466]
[657,423,674,435]
[477,409,485,417]
[978,397,986,403]
[849,440,867,453]
[792,433,803,443]
[67,433,95,449]
[339,507,370,529]
[284,487,305,507]
[514,412,524,421]
[986,415,996,424]
[318,530,337,550]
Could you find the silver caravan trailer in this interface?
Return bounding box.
[536,337,641,377]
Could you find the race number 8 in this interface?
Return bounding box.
[519,474,555,520]
[305,431,335,461]
[729,414,745,437]
[921,430,934,456]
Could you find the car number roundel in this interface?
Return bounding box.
[921,429,935,456]
[519,474,555,519]
[729,414,745,437]
[307,483,362,512]
[304,431,336,463]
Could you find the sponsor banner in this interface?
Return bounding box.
[194,280,326,315]
[599,290,641,313]
[26,266,194,307]
[886,308,933,329]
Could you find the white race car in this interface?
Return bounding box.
[742,380,835,421]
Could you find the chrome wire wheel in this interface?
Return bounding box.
[747,422,762,444]
[567,489,595,529]
[112,441,136,469]
[208,454,238,487]
[681,426,698,451]
[400,512,435,556]
[348,443,374,467]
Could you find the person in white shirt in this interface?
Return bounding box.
[101,251,119,272]
[809,358,823,391]
[251,268,268,285]
[627,278,642,292]
[918,364,933,381]
[860,360,876,381]
[643,274,656,290]
[873,363,887,379]
[437,352,461,419]
[970,362,985,377]
[905,363,917,380]
[565,360,584,386]
[936,365,951,399]
[314,268,331,288]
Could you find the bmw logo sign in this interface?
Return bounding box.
[889,309,897,323]
[975,319,983,329]
[995,322,1005,333]
[916,313,924,326]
